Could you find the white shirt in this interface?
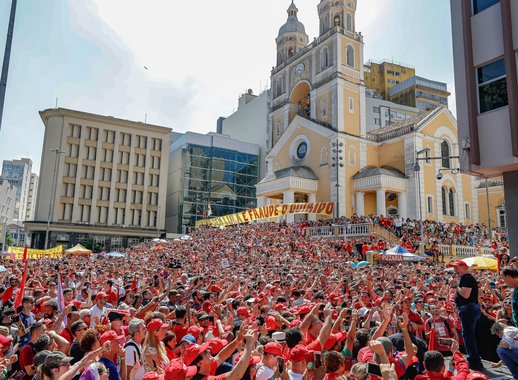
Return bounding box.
[90,305,106,327]
[256,364,276,380]
[125,339,145,380]
[288,370,304,380]
[502,326,518,349]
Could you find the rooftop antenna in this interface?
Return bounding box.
[55,97,58,108]
[145,113,147,123]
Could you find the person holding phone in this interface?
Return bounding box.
[416,340,470,380]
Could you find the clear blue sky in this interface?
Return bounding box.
[0,0,454,174]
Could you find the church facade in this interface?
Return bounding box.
[256,0,479,225]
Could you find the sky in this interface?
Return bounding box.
[0,0,454,175]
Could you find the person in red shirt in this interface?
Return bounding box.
[104,280,119,305]
[2,276,19,303]
[415,340,470,380]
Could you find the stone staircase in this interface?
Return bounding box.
[371,224,400,244]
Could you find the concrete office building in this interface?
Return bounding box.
[389,76,450,111]
[25,173,38,221]
[1,158,33,221]
[0,178,15,226]
[220,89,269,180]
[166,132,259,234]
[451,0,518,253]
[26,108,171,250]
[365,89,419,132]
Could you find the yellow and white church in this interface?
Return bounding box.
[256,0,485,225]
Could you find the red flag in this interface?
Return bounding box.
[14,245,28,310]
[428,327,436,351]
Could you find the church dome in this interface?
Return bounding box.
[278,1,306,37]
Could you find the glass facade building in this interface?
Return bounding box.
[167,133,260,234]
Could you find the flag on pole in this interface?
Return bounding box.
[14,244,28,310]
[207,202,212,217]
[57,273,65,313]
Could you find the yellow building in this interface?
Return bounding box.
[364,60,415,99]
[476,178,506,230]
[256,1,480,225]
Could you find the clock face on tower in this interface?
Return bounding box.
[296,63,305,76]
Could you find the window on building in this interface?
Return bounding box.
[349,97,354,113]
[425,148,431,164]
[465,203,471,219]
[473,0,500,14]
[373,106,380,113]
[427,196,433,214]
[333,13,342,27]
[448,188,455,216]
[441,140,451,168]
[320,48,329,70]
[346,13,352,31]
[346,45,354,67]
[442,187,447,215]
[477,58,508,113]
[374,118,380,125]
[498,208,506,227]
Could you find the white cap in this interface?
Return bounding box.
[272,331,286,342]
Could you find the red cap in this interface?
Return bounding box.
[328,293,340,300]
[100,331,125,345]
[95,293,107,300]
[447,260,468,268]
[295,304,312,315]
[182,343,210,366]
[147,319,170,332]
[207,338,228,355]
[289,344,309,363]
[186,325,204,339]
[210,285,222,293]
[289,319,302,328]
[234,354,261,368]
[265,316,276,332]
[236,307,251,317]
[0,335,12,347]
[273,303,286,311]
[165,359,197,380]
[324,332,347,350]
[142,372,164,380]
[264,341,283,356]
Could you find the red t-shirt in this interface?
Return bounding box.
[19,344,34,380]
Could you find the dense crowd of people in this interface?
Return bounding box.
[0,220,515,380]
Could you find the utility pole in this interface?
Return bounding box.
[0,0,17,132]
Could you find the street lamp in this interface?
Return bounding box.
[44,148,65,250]
[331,141,344,219]
[413,148,429,256]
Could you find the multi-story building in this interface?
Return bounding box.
[25,173,38,221]
[166,132,259,234]
[389,76,450,111]
[450,0,518,252]
[25,108,171,250]
[365,89,420,131]
[256,0,478,226]
[1,158,32,221]
[0,178,15,226]
[364,60,416,99]
[220,89,269,180]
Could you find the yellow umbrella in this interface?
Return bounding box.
[462,256,498,270]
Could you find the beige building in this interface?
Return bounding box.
[450,0,517,251]
[1,158,33,221]
[26,108,171,250]
[25,173,38,221]
[0,178,15,226]
[256,0,478,225]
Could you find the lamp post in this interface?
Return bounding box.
[331,140,344,219]
[484,177,492,240]
[44,148,65,250]
[157,205,161,238]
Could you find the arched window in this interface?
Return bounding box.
[333,14,342,27]
[441,187,447,216]
[320,146,329,165]
[276,77,283,97]
[346,13,353,31]
[349,146,356,165]
[346,45,354,67]
[449,188,455,216]
[441,140,450,168]
[288,47,295,58]
[320,47,329,70]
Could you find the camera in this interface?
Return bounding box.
[436,172,443,180]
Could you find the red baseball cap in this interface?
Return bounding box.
[265,316,276,332]
[95,292,107,300]
[264,342,283,356]
[147,319,170,332]
[295,304,312,315]
[289,319,302,328]
[186,326,203,339]
[234,354,261,368]
[236,306,251,317]
[165,359,197,380]
[0,335,12,347]
[100,331,125,345]
[289,345,309,363]
[447,260,468,268]
[207,338,228,355]
[183,343,211,366]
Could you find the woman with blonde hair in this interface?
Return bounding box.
[142,319,170,372]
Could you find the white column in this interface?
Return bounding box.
[398,192,408,219]
[257,196,267,208]
[283,190,295,223]
[376,189,386,216]
[308,193,317,222]
[355,192,365,216]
